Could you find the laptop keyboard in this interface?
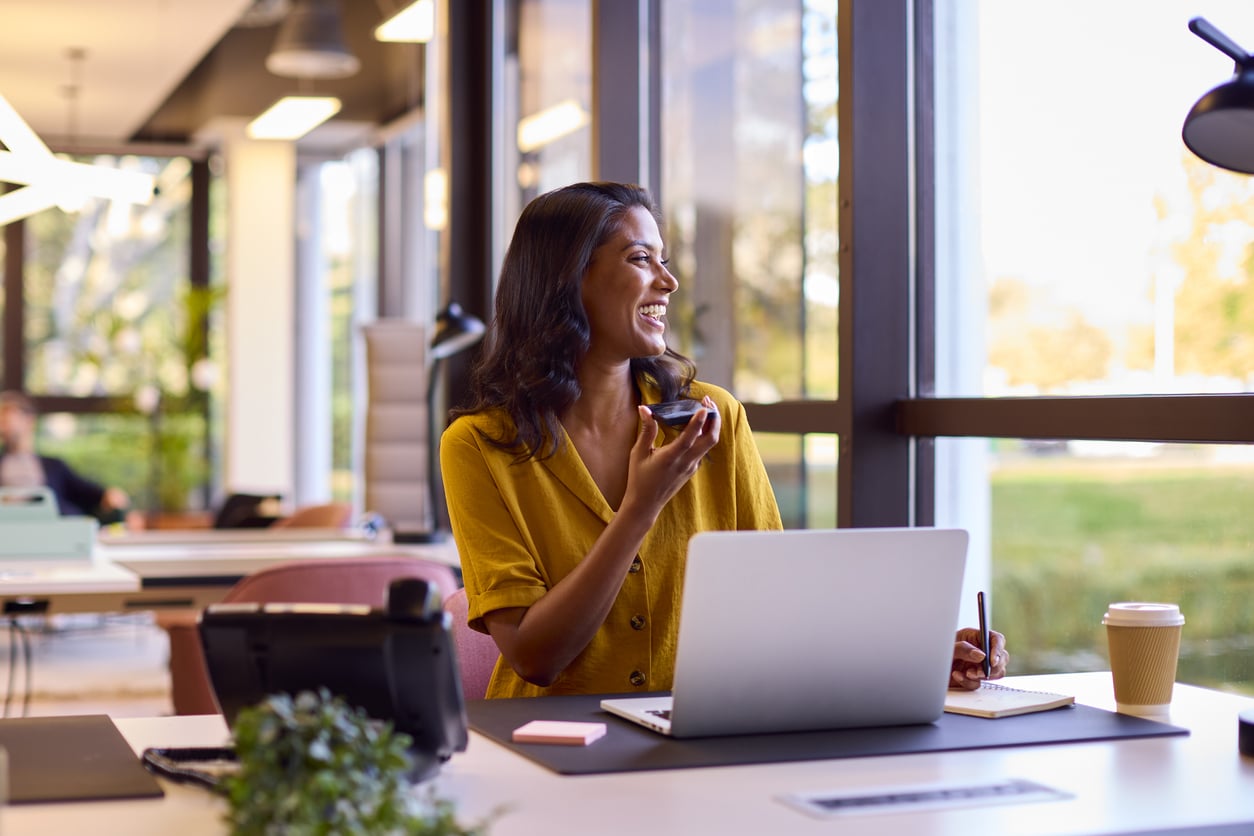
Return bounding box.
[647,709,672,720]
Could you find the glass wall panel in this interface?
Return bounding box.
[754,432,837,529]
[935,1,1254,399]
[17,154,215,515]
[660,0,836,521]
[660,0,809,399]
[24,155,194,399]
[507,0,593,221]
[930,1,1254,699]
[944,436,1254,696]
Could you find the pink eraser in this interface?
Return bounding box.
[511,720,608,746]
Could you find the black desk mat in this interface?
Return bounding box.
[466,694,1188,775]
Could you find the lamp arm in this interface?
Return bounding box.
[1189,17,1253,68]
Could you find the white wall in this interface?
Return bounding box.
[216,123,297,499]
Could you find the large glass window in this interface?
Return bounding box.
[660,0,837,524]
[506,0,593,224]
[24,156,194,399]
[940,2,1254,400]
[12,154,217,517]
[932,2,1254,695]
[979,438,1254,693]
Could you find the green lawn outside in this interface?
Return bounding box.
[992,458,1254,695]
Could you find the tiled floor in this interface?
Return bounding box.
[0,613,173,720]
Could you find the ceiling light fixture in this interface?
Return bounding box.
[516,99,591,153]
[247,95,342,140]
[236,0,292,28]
[0,80,155,226]
[375,0,435,43]
[266,0,360,79]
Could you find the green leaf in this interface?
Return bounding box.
[220,689,493,835]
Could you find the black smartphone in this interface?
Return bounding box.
[649,399,708,427]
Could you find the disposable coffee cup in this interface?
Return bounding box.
[1102,602,1184,718]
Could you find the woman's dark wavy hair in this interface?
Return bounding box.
[454,181,696,460]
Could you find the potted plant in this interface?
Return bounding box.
[221,689,491,836]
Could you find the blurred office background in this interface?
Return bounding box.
[0,0,1251,704]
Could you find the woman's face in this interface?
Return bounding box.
[580,206,678,364]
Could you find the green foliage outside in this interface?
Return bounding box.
[991,457,1254,696]
[36,411,209,513]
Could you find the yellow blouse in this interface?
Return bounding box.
[439,379,782,698]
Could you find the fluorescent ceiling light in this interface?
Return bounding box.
[0,94,51,157]
[517,99,590,153]
[375,0,435,42]
[247,96,342,140]
[0,152,155,205]
[0,94,155,225]
[0,182,62,226]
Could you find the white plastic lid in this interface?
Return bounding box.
[1102,602,1185,627]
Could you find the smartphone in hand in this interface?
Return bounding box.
[649,399,709,427]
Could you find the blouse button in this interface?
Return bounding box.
[630,615,646,630]
[628,557,642,574]
[629,670,647,687]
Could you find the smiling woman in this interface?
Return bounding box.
[578,205,678,372]
[440,181,784,699]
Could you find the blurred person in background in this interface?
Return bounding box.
[0,390,131,522]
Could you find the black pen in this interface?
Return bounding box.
[977,590,991,678]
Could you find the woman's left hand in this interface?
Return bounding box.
[950,628,1008,690]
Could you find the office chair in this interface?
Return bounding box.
[167,556,459,715]
[269,502,353,529]
[441,587,500,701]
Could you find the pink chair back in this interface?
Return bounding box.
[442,587,500,700]
[222,556,458,605]
[170,556,459,715]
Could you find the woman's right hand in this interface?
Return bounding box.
[622,395,720,518]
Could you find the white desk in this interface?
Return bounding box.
[0,536,460,616]
[3,673,1252,835]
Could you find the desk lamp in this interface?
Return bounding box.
[1183,17,1254,174]
[394,302,485,543]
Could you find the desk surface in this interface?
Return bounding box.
[104,537,461,579]
[2,672,1252,835]
[0,536,461,615]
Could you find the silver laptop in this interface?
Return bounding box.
[600,527,968,738]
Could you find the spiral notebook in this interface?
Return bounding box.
[943,682,1075,719]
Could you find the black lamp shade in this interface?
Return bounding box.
[266,0,360,79]
[1183,17,1254,176]
[1183,68,1254,175]
[430,303,485,360]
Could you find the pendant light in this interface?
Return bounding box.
[1183,17,1254,175]
[266,0,360,79]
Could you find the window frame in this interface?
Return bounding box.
[854,0,1254,530]
[440,0,1254,532]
